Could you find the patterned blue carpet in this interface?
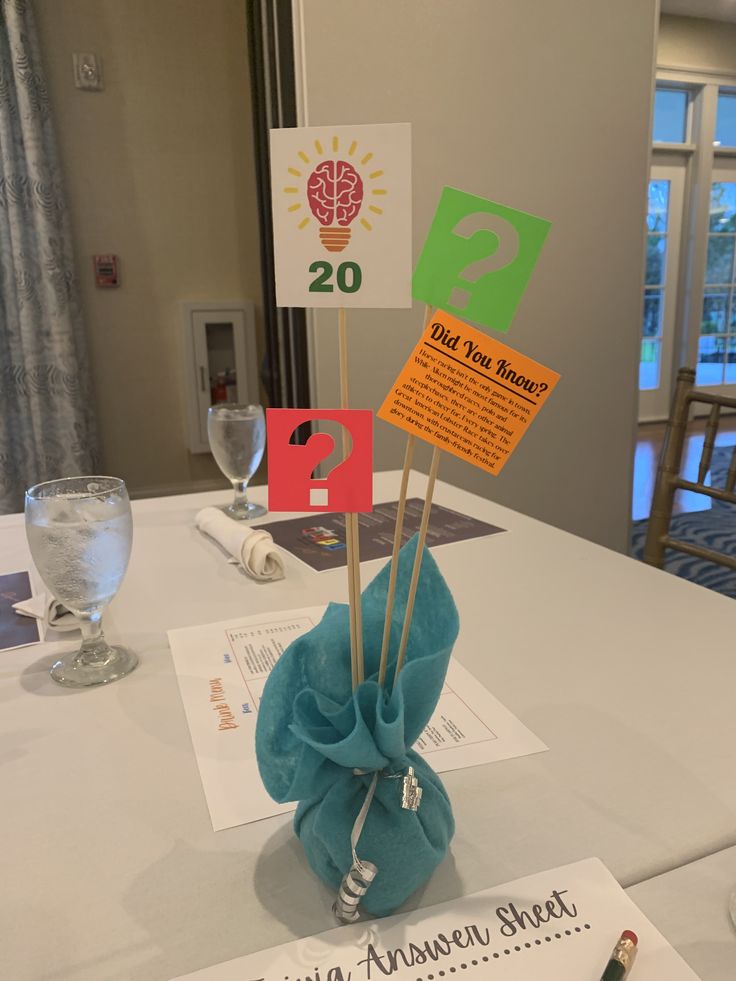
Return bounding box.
[631,445,736,599]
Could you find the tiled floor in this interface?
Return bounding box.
[632,416,736,522]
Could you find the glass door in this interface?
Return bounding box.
[694,159,736,389]
[638,160,686,420]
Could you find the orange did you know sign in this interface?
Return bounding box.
[378,311,560,475]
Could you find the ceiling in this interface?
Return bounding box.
[661,0,736,22]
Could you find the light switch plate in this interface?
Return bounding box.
[73,53,103,91]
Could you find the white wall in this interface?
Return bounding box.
[296,0,658,552]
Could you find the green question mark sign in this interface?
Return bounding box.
[412,186,551,334]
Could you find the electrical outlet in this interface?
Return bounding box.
[73,53,103,91]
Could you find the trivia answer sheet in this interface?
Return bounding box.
[168,607,547,831]
[170,858,700,981]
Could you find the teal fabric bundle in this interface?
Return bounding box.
[255,535,459,916]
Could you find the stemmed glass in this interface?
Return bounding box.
[25,476,137,688]
[207,403,267,520]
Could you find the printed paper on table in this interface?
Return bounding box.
[378,310,560,475]
[168,606,547,831]
[170,857,701,980]
[270,122,411,308]
[0,571,42,652]
[255,498,505,573]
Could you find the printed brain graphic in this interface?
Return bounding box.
[306,159,364,227]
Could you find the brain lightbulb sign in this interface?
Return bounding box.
[270,123,411,308]
[307,159,363,252]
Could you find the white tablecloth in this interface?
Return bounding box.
[1,471,735,980]
[627,846,736,981]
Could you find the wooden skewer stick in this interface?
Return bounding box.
[378,305,433,687]
[338,308,357,687]
[351,510,364,684]
[377,434,414,686]
[338,307,363,689]
[391,446,441,687]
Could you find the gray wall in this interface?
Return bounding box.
[298,0,658,552]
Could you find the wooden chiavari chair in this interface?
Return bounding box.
[644,367,736,571]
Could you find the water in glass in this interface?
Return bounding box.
[207,403,267,519]
[26,493,132,614]
[25,476,137,688]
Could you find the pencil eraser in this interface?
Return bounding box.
[622,930,638,946]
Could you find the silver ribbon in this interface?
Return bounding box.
[333,765,423,923]
[333,772,379,923]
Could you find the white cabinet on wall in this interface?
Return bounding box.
[181,301,260,453]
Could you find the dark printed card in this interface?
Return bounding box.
[257,498,505,572]
[0,571,40,651]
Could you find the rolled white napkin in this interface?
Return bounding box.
[195,507,286,582]
[12,593,80,632]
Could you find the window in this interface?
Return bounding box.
[652,87,689,144]
[641,180,669,390]
[639,160,685,418]
[715,90,736,147]
[640,77,736,420]
[698,180,736,385]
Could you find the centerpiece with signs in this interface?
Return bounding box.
[256,122,559,920]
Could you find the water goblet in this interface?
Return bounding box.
[207,403,267,520]
[25,476,137,688]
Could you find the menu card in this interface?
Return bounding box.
[168,606,546,831]
[255,499,505,572]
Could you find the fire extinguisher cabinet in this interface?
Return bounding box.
[180,301,260,454]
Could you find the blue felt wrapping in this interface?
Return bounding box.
[255,534,459,916]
